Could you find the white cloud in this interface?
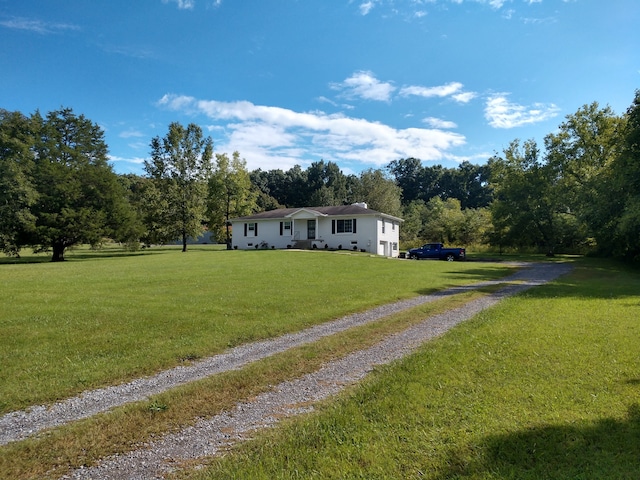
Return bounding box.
[487,0,508,8]
[158,94,466,170]
[484,93,560,129]
[423,117,458,129]
[108,155,147,165]
[452,91,477,103]
[119,129,146,139]
[0,17,80,34]
[317,96,339,107]
[330,73,474,105]
[331,71,396,102]
[400,82,475,104]
[162,0,195,10]
[359,1,375,15]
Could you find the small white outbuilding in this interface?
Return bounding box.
[229,203,403,257]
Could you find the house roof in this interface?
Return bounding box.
[230,205,403,222]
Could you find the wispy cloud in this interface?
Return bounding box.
[162,0,195,10]
[400,82,463,98]
[119,129,146,139]
[331,72,477,106]
[108,155,147,166]
[423,117,458,129]
[484,93,560,128]
[330,71,396,102]
[157,94,466,170]
[0,17,80,34]
[359,1,376,15]
[101,44,156,59]
[452,91,477,103]
[354,0,522,18]
[400,81,476,104]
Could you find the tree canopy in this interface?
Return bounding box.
[208,151,256,246]
[0,110,37,256]
[3,89,640,261]
[144,122,213,252]
[0,108,134,261]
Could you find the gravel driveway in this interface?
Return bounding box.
[1,262,572,479]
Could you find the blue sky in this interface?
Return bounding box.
[1,1,638,175]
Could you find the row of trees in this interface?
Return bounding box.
[0,109,134,261]
[250,159,492,213]
[249,161,489,248]
[2,90,639,261]
[489,94,640,259]
[0,110,257,260]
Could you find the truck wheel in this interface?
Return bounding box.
[446,254,455,261]
[410,254,418,260]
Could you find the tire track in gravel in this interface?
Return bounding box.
[61,262,572,480]
[1,264,530,447]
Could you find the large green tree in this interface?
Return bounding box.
[489,139,564,254]
[116,174,150,249]
[0,110,37,256]
[545,102,625,255]
[351,169,402,217]
[422,197,466,244]
[306,160,349,206]
[387,157,425,205]
[613,90,640,259]
[145,122,213,252]
[208,151,256,246]
[31,108,132,261]
[399,200,429,246]
[440,161,492,209]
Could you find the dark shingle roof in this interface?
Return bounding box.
[231,205,402,222]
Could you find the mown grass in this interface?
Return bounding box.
[178,258,640,480]
[0,247,515,414]
[0,286,503,480]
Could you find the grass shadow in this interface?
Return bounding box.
[521,259,640,300]
[437,404,640,479]
[413,265,521,296]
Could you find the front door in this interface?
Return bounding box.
[307,219,316,240]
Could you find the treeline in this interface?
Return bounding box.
[1,90,639,261]
[250,159,492,248]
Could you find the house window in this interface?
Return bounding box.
[336,219,352,233]
[280,221,291,236]
[332,218,357,234]
[382,220,386,234]
[392,222,395,231]
[244,222,258,236]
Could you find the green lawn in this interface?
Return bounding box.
[179,258,640,480]
[0,246,515,414]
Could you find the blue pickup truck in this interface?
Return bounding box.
[407,243,466,261]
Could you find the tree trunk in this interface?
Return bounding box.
[51,242,65,262]
[182,232,188,252]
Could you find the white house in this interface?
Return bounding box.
[229,203,403,257]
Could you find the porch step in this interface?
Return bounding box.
[292,240,312,249]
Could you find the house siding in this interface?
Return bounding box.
[230,206,402,257]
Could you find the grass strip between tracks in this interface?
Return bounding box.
[0,286,502,480]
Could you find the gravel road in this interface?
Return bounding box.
[1,262,572,479]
